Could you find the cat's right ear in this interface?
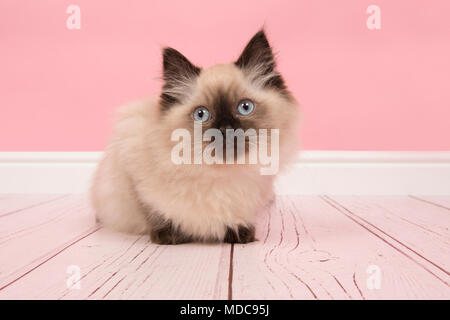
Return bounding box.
[235,30,275,72]
[160,47,201,109]
[235,30,287,92]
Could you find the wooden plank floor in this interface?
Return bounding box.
[0,195,448,299]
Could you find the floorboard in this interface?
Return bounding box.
[0,194,66,218]
[327,196,450,276]
[410,196,450,211]
[0,195,449,299]
[0,228,230,299]
[0,195,97,289]
[231,196,449,299]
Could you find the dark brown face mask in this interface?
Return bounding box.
[159,29,290,113]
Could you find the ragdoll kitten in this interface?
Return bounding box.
[91,30,299,244]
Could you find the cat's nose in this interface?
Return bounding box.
[219,125,233,136]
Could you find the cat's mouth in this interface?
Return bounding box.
[176,125,279,174]
[205,135,259,164]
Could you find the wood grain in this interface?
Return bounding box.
[0,228,230,299]
[0,195,97,289]
[0,195,449,299]
[327,196,450,277]
[410,196,450,211]
[231,196,449,299]
[0,194,66,218]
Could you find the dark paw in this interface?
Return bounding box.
[224,225,255,244]
[150,223,192,245]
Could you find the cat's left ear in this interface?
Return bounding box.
[160,47,201,109]
[235,30,285,91]
[235,30,275,71]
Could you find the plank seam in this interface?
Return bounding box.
[320,196,449,286]
[228,244,234,300]
[325,196,449,276]
[0,194,70,218]
[408,195,450,211]
[0,225,101,291]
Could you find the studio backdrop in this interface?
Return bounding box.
[1,0,449,194]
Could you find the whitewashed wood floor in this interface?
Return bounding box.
[0,194,448,299]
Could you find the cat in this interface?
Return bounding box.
[91,29,299,244]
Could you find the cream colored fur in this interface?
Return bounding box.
[91,63,299,240]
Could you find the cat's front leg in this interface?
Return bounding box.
[224,225,256,244]
[149,221,193,245]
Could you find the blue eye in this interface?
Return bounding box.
[192,106,211,122]
[237,99,255,116]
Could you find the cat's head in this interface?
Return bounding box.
[158,30,299,171]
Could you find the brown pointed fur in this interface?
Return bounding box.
[91,30,300,244]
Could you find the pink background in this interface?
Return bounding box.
[1,0,449,151]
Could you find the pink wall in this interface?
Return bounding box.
[1,0,449,151]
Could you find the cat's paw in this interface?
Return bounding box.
[150,224,192,245]
[224,225,255,244]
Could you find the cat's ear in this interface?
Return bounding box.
[160,47,201,109]
[235,30,285,91]
[235,30,276,74]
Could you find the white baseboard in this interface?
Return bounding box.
[0,151,449,195]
